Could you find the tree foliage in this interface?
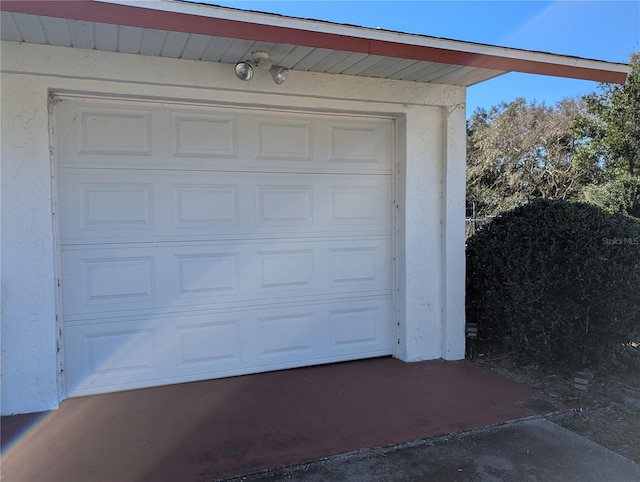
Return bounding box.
[467,52,640,218]
[573,52,640,218]
[574,52,640,177]
[580,174,640,219]
[466,98,599,216]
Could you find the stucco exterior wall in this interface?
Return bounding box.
[0,40,466,415]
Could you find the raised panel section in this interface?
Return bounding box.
[330,186,378,224]
[176,253,239,295]
[257,186,312,225]
[329,123,379,162]
[80,183,152,229]
[330,248,377,284]
[255,118,311,160]
[173,113,236,157]
[175,185,238,226]
[86,329,156,375]
[77,107,150,154]
[177,320,240,366]
[258,250,313,289]
[331,307,379,347]
[82,257,154,304]
[259,313,313,357]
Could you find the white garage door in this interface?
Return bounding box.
[56,97,393,397]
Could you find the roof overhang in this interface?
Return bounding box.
[0,0,630,87]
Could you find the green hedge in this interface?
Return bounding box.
[466,199,640,370]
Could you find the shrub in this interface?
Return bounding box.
[466,199,640,370]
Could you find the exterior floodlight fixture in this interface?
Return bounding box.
[270,65,289,85]
[234,51,289,84]
[234,61,254,81]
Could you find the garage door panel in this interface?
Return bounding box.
[329,121,386,164]
[256,185,313,226]
[175,252,240,297]
[332,300,392,351]
[175,318,242,367]
[62,249,159,314]
[62,245,241,317]
[174,183,239,226]
[254,117,312,161]
[59,170,390,244]
[86,329,157,376]
[65,297,391,396]
[64,322,163,395]
[258,311,316,359]
[81,256,155,305]
[75,106,152,156]
[80,182,154,228]
[258,249,314,292]
[58,98,393,397]
[331,307,380,348]
[329,185,381,225]
[62,238,390,319]
[57,101,392,174]
[329,246,379,286]
[59,175,155,236]
[172,112,237,158]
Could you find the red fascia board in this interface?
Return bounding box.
[0,0,369,48]
[369,41,628,84]
[1,0,628,84]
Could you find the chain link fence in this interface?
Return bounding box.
[465,215,496,239]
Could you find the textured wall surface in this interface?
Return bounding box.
[1,40,466,414]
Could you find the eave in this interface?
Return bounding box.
[0,0,629,87]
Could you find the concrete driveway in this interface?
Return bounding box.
[5,357,637,481]
[226,418,640,481]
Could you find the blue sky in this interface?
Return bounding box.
[206,0,640,116]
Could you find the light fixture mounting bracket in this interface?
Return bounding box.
[252,51,273,70]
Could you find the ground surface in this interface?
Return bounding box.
[470,345,640,464]
[228,419,640,482]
